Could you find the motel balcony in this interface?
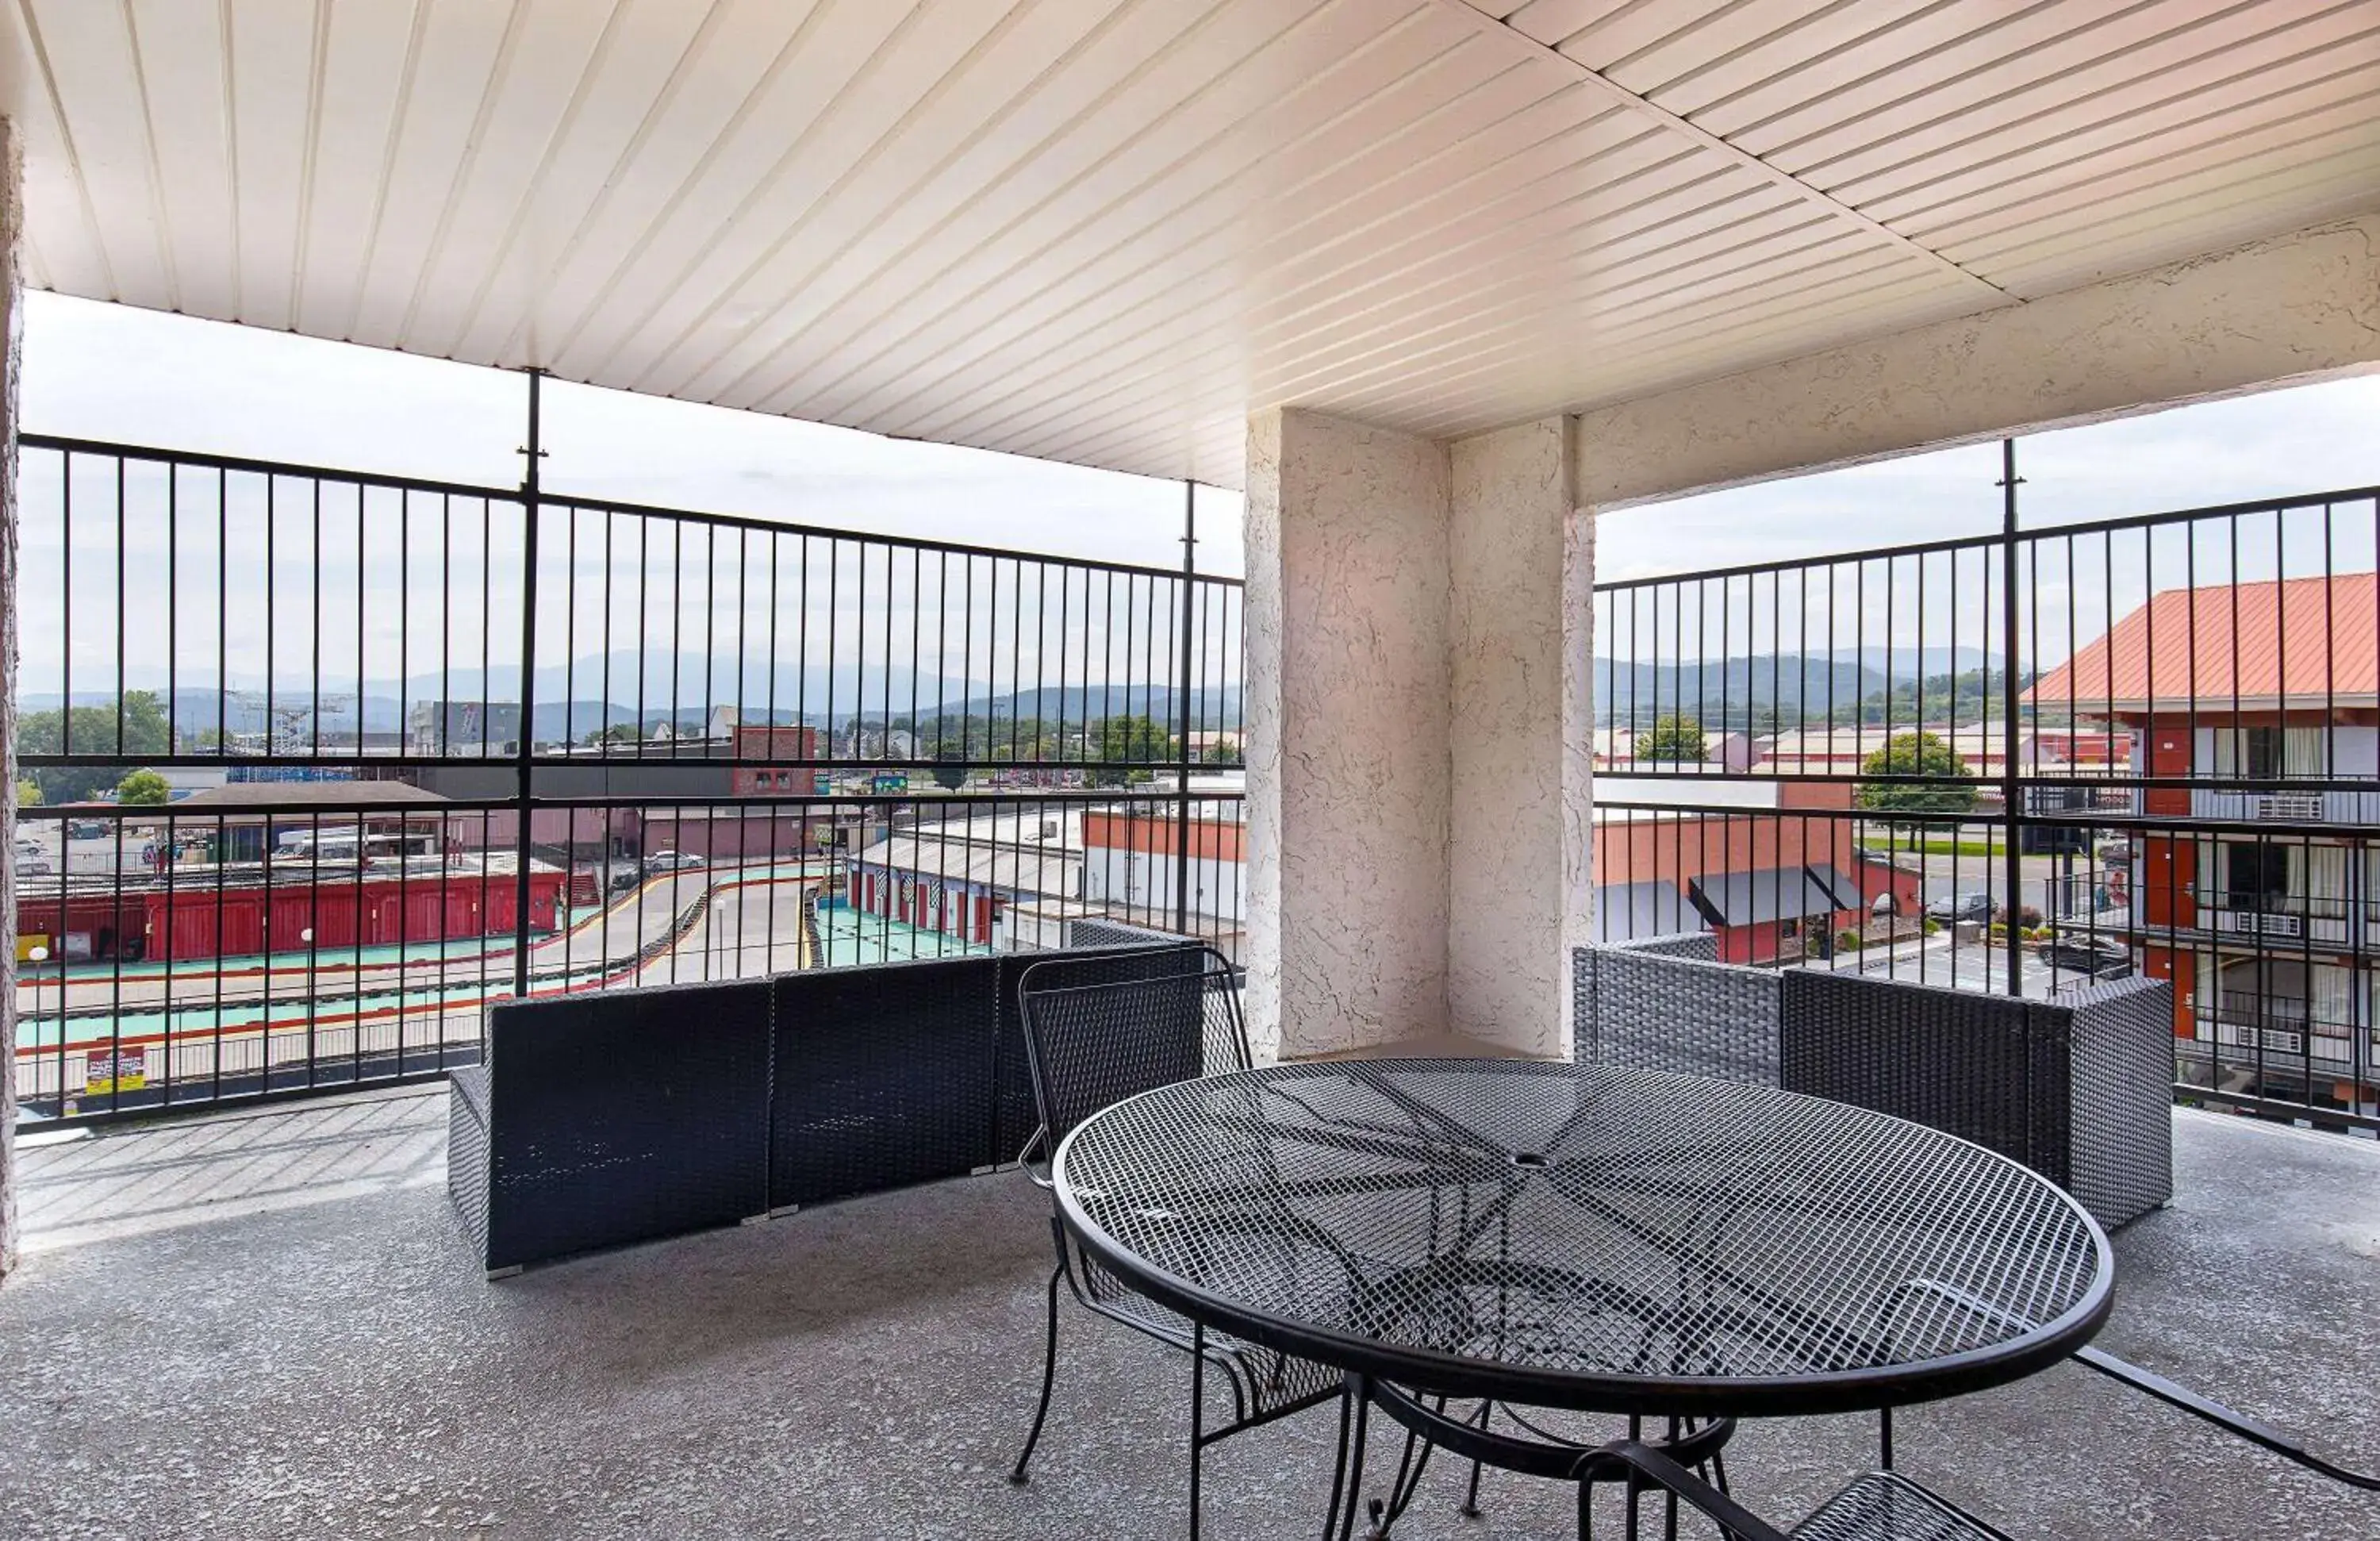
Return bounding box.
[9,4,2380,1539]
[2186,788,2380,828]
[3,1085,2378,1541]
[2190,891,2380,951]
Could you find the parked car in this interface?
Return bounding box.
[2038,933,2133,978]
[2097,838,2135,863]
[13,844,53,877]
[1925,891,1993,924]
[643,850,705,874]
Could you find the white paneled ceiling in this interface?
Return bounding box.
[10,0,2378,486]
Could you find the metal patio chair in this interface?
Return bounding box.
[1563,1339,2380,1541]
[1008,945,1343,1539]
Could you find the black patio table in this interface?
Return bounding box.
[1052,1057,2114,1517]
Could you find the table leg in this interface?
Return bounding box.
[1330,1374,1374,1541]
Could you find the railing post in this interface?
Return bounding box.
[1174,480,1196,936]
[1998,437,2024,998]
[513,370,546,998]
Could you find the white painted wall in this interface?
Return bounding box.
[1081,845,1243,922]
[1446,419,1595,1057]
[1244,408,1452,1061]
[1575,214,2380,513]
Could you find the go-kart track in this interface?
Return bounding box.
[13,862,983,1120]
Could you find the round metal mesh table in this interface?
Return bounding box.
[1054,1059,2114,1417]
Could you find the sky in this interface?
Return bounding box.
[21,293,1242,579]
[21,290,2380,690]
[1594,373,2380,582]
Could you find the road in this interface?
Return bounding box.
[1894,847,2121,924]
[1814,928,2136,1000]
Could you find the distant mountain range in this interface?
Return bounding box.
[1596,649,2004,728]
[23,651,1243,746]
[28,643,1994,742]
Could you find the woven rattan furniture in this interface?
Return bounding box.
[1008,945,1340,1541]
[447,942,1203,1274]
[1054,1058,2116,1538]
[447,980,774,1277]
[1572,936,2175,1230]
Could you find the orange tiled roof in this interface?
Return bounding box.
[2025,574,2379,711]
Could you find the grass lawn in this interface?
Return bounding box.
[1893,836,1998,858]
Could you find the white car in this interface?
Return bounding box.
[643,850,706,874]
[13,846,53,877]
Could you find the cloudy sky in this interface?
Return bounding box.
[25,287,2380,594]
[24,293,1240,578]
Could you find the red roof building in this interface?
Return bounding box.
[2027,574,2380,1116]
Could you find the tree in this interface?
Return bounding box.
[1088,714,1173,787]
[1638,714,1708,763]
[930,749,968,791]
[13,778,40,807]
[116,768,172,806]
[15,691,174,802]
[1200,736,1244,767]
[1855,732,1979,817]
[585,723,642,746]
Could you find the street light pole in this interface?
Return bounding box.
[301,926,317,1086]
[29,945,48,1109]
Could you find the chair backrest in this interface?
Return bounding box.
[1015,944,1248,1148]
[1574,939,1783,1084]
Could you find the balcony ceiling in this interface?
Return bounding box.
[8,0,2378,486]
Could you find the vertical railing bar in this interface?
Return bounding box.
[513,371,544,998]
[310,475,323,759]
[1999,439,2025,998]
[1176,482,1197,936]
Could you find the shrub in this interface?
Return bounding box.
[1834,929,1864,953]
[1921,917,1942,936]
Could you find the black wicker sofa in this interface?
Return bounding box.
[448,941,1199,1275]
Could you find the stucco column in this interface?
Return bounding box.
[1447,419,1594,1057]
[1,118,23,1278]
[1243,408,1451,1060]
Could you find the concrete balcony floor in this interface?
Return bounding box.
[4,1092,2376,1539]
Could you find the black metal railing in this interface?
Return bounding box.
[1593,444,2380,1133]
[11,425,1243,1128]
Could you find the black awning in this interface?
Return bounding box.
[1687,865,1856,928]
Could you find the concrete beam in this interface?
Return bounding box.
[1576,213,2380,512]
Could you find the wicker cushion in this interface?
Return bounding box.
[1793,1473,2011,1541]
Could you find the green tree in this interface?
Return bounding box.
[13,778,40,807]
[1638,714,1708,762]
[15,691,174,802]
[115,768,172,806]
[1088,714,1173,787]
[1200,736,1244,767]
[585,723,643,746]
[1855,732,1979,817]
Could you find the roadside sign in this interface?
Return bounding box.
[86,1047,148,1096]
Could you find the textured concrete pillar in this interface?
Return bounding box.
[1447,420,1594,1057]
[1243,408,1451,1060]
[1,117,22,1278]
